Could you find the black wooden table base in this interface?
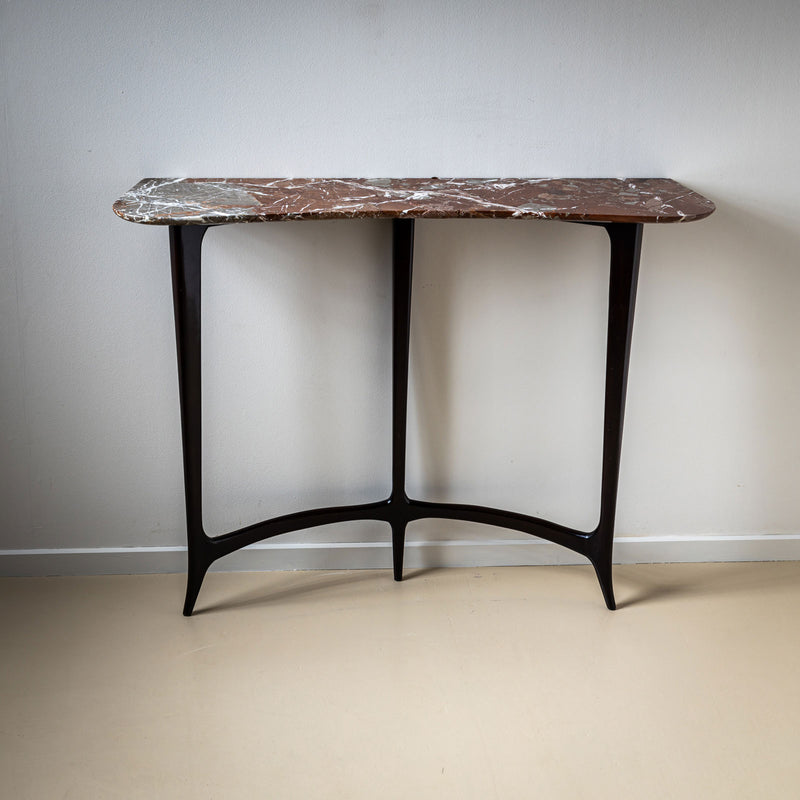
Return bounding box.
[169,218,642,615]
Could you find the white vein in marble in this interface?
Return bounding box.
[113,178,715,225]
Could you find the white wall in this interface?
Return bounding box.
[2,0,799,574]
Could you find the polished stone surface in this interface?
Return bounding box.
[113,178,715,225]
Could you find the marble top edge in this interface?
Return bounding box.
[113,177,715,226]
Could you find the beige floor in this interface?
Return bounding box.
[2,563,799,799]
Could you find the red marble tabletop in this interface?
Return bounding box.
[113,178,715,226]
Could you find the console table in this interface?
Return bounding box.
[113,178,715,615]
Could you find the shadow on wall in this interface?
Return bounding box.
[408,218,608,533]
[200,217,610,549]
[194,206,800,568]
[618,196,800,538]
[712,199,800,533]
[201,219,392,542]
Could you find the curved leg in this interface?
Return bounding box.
[589,542,616,610]
[390,219,414,581]
[590,221,643,609]
[183,540,213,616]
[170,224,210,616]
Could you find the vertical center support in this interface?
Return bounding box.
[390,218,415,579]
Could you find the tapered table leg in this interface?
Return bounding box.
[389,219,415,579]
[588,222,643,609]
[169,224,213,616]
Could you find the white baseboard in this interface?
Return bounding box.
[1,534,799,577]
